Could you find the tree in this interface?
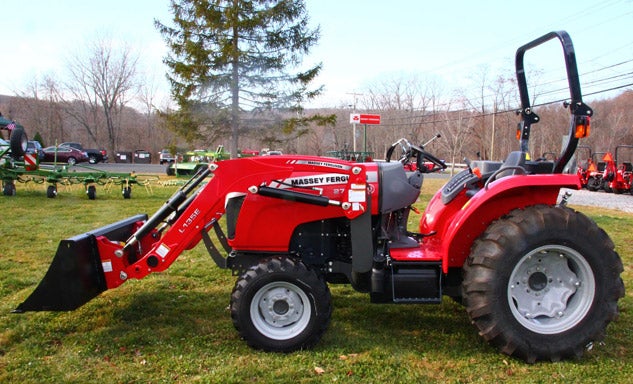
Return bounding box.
[64,36,139,153]
[13,75,65,145]
[156,0,323,157]
[436,96,474,174]
[361,74,444,152]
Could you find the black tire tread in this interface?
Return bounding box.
[230,256,332,352]
[9,126,27,159]
[463,205,624,363]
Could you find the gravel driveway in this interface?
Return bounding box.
[560,188,633,213]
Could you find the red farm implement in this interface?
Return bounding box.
[607,145,633,194]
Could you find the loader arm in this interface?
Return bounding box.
[117,158,369,280]
[109,160,297,283]
[16,156,370,311]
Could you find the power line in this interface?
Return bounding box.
[378,82,633,129]
[368,54,633,123]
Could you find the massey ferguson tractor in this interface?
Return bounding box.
[13,31,624,363]
[607,145,633,194]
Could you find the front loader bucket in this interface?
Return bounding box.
[14,214,148,312]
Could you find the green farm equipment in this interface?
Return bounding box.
[167,145,231,176]
[1,122,153,199]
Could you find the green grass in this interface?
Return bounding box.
[1,180,632,383]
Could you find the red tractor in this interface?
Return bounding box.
[576,145,593,188]
[598,151,618,193]
[586,151,609,191]
[606,145,633,194]
[13,32,624,363]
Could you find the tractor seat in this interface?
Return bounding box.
[498,151,555,176]
[597,162,606,172]
[495,151,527,178]
[482,151,529,189]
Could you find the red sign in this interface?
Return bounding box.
[350,113,381,125]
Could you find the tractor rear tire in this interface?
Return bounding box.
[230,256,332,352]
[463,205,624,363]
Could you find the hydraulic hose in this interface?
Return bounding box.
[256,186,338,207]
[124,166,212,251]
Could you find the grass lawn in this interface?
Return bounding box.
[0,179,631,383]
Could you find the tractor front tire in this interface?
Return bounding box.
[463,205,624,363]
[230,256,332,352]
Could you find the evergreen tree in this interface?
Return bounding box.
[33,132,46,147]
[156,0,323,157]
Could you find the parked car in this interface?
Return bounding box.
[42,146,89,165]
[238,149,259,158]
[0,138,8,155]
[133,149,152,164]
[261,148,283,156]
[159,149,175,164]
[26,140,45,160]
[59,142,108,164]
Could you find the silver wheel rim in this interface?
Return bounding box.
[508,245,595,334]
[250,281,311,340]
[19,135,27,152]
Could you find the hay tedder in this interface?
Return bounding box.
[13,32,624,363]
[1,126,151,199]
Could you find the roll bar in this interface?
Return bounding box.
[515,30,593,173]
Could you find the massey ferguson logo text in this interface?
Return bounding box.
[269,173,349,188]
[291,160,351,170]
[290,175,349,187]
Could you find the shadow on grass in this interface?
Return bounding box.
[3,271,631,383]
[64,282,490,361]
[325,287,487,358]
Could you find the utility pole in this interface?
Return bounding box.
[491,100,496,160]
[347,92,362,152]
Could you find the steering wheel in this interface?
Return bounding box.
[418,147,446,173]
[385,138,414,164]
[386,138,447,173]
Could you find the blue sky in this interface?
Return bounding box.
[2,0,632,108]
